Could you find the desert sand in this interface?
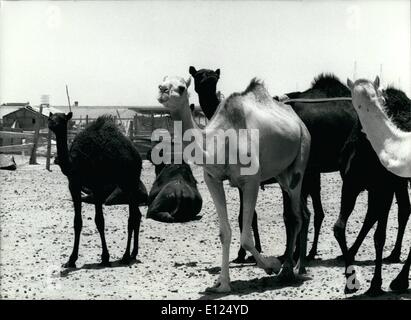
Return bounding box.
[0,155,410,300]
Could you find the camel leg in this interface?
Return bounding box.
[296,198,311,274]
[204,173,232,293]
[277,187,302,282]
[65,180,82,268]
[94,203,110,266]
[233,188,261,264]
[365,190,393,297]
[239,179,281,275]
[120,199,140,264]
[384,181,410,263]
[390,247,411,292]
[307,172,325,261]
[333,176,362,261]
[118,179,142,264]
[252,208,262,253]
[131,205,142,259]
[346,192,380,261]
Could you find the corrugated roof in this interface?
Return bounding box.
[2,105,64,119]
[1,102,30,107]
[27,105,64,117]
[0,106,20,118]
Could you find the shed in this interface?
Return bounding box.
[2,105,63,131]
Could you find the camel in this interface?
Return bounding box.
[347,77,411,178]
[146,146,202,222]
[334,84,411,296]
[189,66,261,262]
[48,112,147,267]
[189,68,410,264]
[157,75,311,293]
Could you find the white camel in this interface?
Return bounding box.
[157,75,311,293]
[347,76,411,178]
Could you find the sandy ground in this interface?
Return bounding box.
[0,155,410,300]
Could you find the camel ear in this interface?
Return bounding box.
[48,112,53,118]
[215,69,220,77]
[374,76,380,88]
[347,78,354,90]
[189,66,197,76]
[185,77,191,88]
[66,112,73,120]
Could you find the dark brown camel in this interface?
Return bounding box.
[145,145,202,223]
[48,112,147,267]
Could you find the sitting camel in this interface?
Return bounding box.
[146,146,202,222]
[158,75,311,292]
[347,77,411,178]
[48,113,147,267]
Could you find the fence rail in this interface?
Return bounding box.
[0,143,34,153]
[0,108,207,167]
[0,131,35,139]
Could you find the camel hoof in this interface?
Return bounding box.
[276,268,296,284]
[63,261,76,269]
[205,282,231,294]
[276,254,286,264]
[245,256,257,264]
[365,286,386,297]
[120,255,133,265]
[232,255,248,264]
[390,277,409,292]
[335,254,344,261]
[258,256,281,275]
[306,252,316,262]
[344,285,359,295]
[383,254,401,264]
[99,260,111,267]
[298,266,307,275]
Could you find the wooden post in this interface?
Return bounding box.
[86,114,89,125]
[45,128,52,171]
[133,115,138,136]
[151,112,154,133]
[129,121,134,140]
[29,105,43,165]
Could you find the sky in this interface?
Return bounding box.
[0,0,410,106]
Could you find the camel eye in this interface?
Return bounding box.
[178,86,186,95]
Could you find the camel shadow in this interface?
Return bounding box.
[60,258,141,277]
[202,262,257,276]
[307,257,375,268]
[343,289,411,300]
[197,274,312,300]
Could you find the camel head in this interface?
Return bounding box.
[347,76,386,118]
[157,76,191,111]
[48,112,72,134]
[189,66,220,94]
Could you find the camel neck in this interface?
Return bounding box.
[198,92,219,120]
[55,128,72,176]
[169,99,199,132]
[358,105,403,149]
[169,98,208,163]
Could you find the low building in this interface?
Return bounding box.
[2,105,63,131]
